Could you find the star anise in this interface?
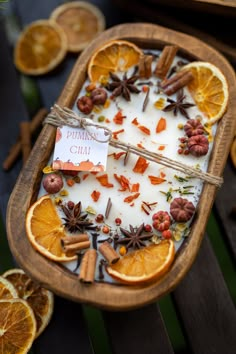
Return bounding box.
[117,223,153,249]
[61,201,97,233]
[106,72,140,101]
[162,88,195,119]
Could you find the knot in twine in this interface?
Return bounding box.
[44,104,112,143]
[44,104,223,187]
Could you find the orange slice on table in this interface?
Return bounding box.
[14,19,68,75]
[183,61,229,125]
[25,194,77,262]
[0,276,18,299]
[0,298,36,354]
[88,39,143,83]
[50,1,105,52]
[3,268,54,338]
[106,239,175,285]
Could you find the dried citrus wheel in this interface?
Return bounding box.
[87,39,143,83]
[0,276,18,299]
[0,298,36,354]
[183,61,229,125]
[230,137,236,168]
[50,1,105,52]
[25,195,77,262]
[3,268,54,338]
[106,239,175,285]
[14,19,68,75]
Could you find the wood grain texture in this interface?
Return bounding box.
[103,303,174,354]
[6,22,236,310]
[172,235,236,354]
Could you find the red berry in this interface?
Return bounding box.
[95,214,104,223]
[115,217,122,226]
[67,201,75,210]
[144,224,152,232]
[162,229,172,239]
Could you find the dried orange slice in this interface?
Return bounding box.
[0,276,18,299]
[0,298,36,353]
[230,137,236,168]
[25,195,77,262]
[183,61,229,125]
[50,1,105,52]
[3,268,54,338]
[14,19,68,75]
[87,39,143,83]
[106,239,175,285]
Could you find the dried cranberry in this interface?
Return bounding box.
[90,88,107,105]
[76,96,93,114]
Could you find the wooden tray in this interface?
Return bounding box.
[6,23,236,310]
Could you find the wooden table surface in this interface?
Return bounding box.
[0,1,236,353]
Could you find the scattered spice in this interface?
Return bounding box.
[106,72,140,101]
[160,70,194,96]
[79,249,97,283]
[98,241,120,264]
[154,97,166,110]
[91,190,101,202]
[109,151,126,160]
[133,156,149,173]
[156,117,166,133]
[142,86,150,112]
[98,259,107,280]
[138,54,153,78]
[61,201,97,233]
[138,125,151,135]
[148,175,166,185]
[117,223,153,249]
[141,201,158,215]
[163,89,195,120]
[123,192,140,203]
[114,174,131,191]
[154,45,179,79]
[113,110,126,124]
[96,174,114,188]
[112,129,125,140]
[105,197,112,219]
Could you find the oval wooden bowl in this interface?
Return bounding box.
[6,23,236,310]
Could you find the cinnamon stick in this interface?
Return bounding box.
[20,121,31,165]
[160,70,194,96]
[154,45,178,79]
[3,107,48,171]
[79,249,97,283]
[99,241,120,264]
[61,234,89,246]
[138,54,153,78]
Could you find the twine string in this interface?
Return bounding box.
[44,104,112,143]
[44,104,223,187]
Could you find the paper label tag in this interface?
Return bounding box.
[52,125,109,172]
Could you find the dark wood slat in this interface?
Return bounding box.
[103,303,174,354]
[0,12,94,354]
[214,160,236,259]
[33,297,94,354]
[172,235,236,354]
[0,19,26,200]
